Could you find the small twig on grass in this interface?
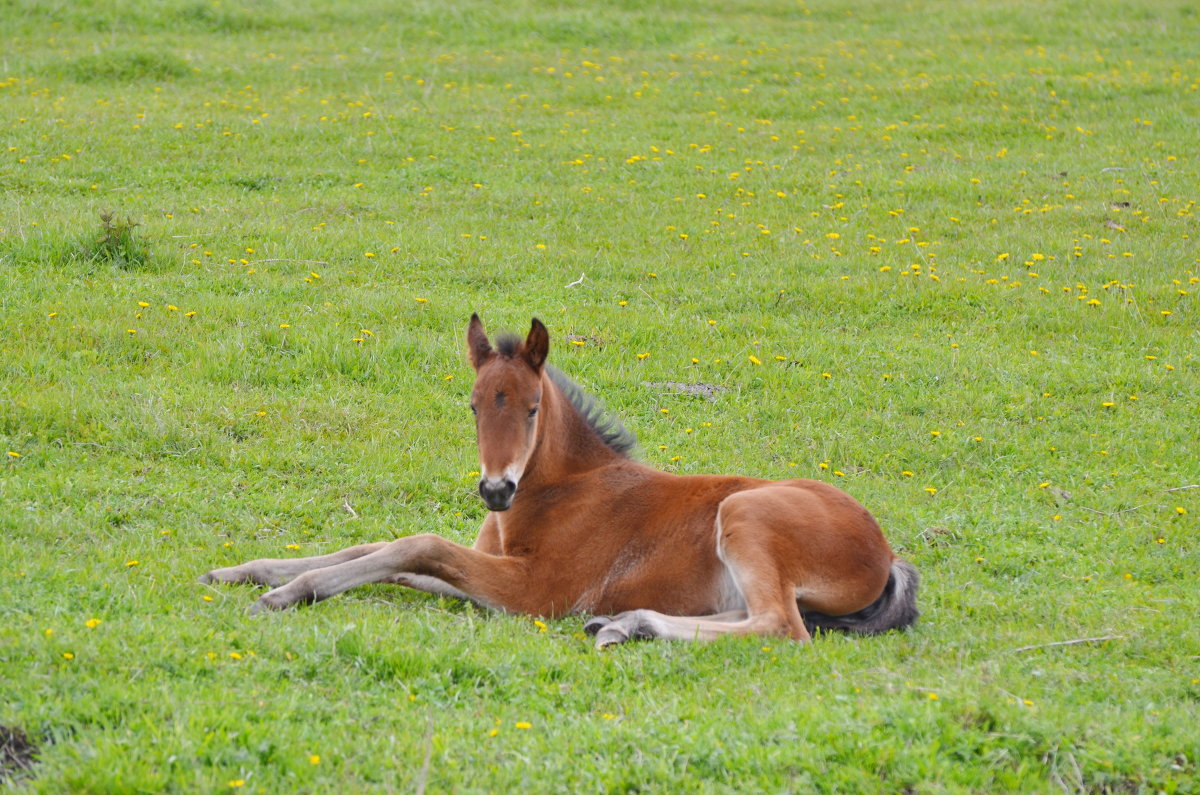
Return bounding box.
[1077,504,1146,517]
[564,272,586,288]
[414,715,435,795]
[1009,635,1123,654]
[637,286,664,314]
[1165,484,1200,493]
[245,258,329,266]
[342,497,359,520]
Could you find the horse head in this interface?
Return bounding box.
[466,314,548,511]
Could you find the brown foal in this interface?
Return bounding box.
[201,315,918,648]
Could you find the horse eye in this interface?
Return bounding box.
[528,407,539,418]
[469,404,477,415]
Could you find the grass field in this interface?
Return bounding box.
[2,0,1198,790]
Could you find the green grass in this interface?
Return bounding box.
[2,0,1198,790]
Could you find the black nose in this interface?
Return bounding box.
[478,478,517,511]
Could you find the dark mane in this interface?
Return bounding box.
[495,333,522,357]
[547,366,638,458]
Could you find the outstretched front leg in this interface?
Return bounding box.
[200,542,390,588]
[246,533,530,615]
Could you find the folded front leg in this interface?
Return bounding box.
[250,533,529,614]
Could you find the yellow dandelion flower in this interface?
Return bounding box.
[309,755,321,765]
[7,451,20,458]
[637,352,649,360]
[1176,507,1188,515]
[515,721,532,730]
[748,355,762,365]
[125,560,139,567]
[85,618,102,629]
[924,487,938,495]
[63,652,74,660]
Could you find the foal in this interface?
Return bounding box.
[202,315,918,647]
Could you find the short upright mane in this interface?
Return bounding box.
[547,366,638,458]
[494,333,523,357]
[488,331,637,457]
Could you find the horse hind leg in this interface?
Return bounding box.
[583,609,751,646]
[585,569,801,647]
[586,494,811,648]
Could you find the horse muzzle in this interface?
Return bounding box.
[478,477,517,511]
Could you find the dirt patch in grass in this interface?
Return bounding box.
[0,725,38,782]
[643,381,729,402]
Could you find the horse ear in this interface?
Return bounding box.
[524,317,549,371]
[467,313,493,370]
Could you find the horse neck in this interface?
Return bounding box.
[521,371,620,486]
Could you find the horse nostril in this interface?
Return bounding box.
[478,477,517,509]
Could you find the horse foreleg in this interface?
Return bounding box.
[199,542,390,588]
[248,533,527,614]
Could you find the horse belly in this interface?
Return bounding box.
[573,539,732,616]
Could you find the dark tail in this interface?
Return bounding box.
[802,558,919,636]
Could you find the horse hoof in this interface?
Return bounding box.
[583,616,613,636]
[593,626,629,649]
[247,597,282,616]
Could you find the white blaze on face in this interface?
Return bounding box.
[480,464,523,493]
